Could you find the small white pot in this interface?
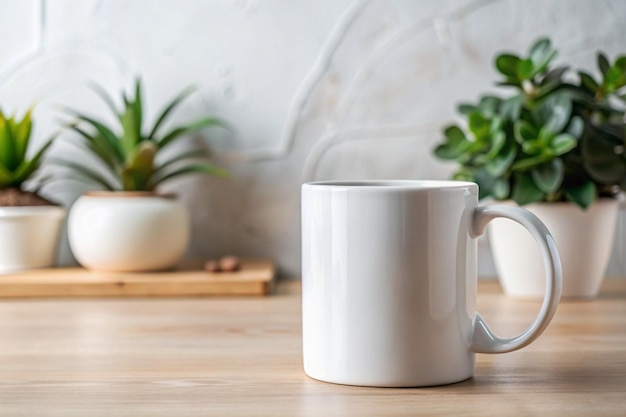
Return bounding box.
[488,199,620,299]
[0,206,66,273]
[68,192,190,272]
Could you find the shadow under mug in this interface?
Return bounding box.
[301,180,562,387]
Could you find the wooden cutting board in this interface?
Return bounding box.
[0,259,275,298]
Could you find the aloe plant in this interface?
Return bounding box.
[60,79,228,191]
[434,38,626,209]
[0,109,53,190]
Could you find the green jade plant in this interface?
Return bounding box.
[434,38,626,209]
[60,79,227,192]
[0,108,56,203]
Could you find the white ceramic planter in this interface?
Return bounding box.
[0,206,66,273]
[68,192,189,272]
[488,199,620,299]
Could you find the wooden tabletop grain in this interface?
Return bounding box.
[0,280,625,416]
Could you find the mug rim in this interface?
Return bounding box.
[303,180,477,190]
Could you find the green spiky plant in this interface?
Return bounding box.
[0,108,56,204]
[433,38,626,209]
[59,79,228,192]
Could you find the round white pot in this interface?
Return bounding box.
[488,199,620,299]
[68,192,190,272]
[0,206,66,273]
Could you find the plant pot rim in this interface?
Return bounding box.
[83,191,178,199]
[0,205,66,218]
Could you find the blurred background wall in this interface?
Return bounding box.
[1,0,625,278]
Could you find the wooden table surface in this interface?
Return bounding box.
[1,280,625,416]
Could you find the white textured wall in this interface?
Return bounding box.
[1,0,625,278]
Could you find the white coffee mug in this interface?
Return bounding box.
[301,180,562,387]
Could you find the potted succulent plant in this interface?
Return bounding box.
[0,108,65,272]
[60,79,228,272]
[434,38,625,299]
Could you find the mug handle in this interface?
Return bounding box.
[469,205,563,353]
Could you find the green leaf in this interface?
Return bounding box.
[564,181,596,209]
[492,178,510,200]
[119,81,143,159]
[435,125,470,160]
[154,149,210,175]
[531,159,563,193]
[495,54,521,79]
[468,111,491,139]
[0,112,16,171]
[535,80,563,100]
[50,157,117,190]
[444,125,466,143]
[517,58,534,80]
[70,126,120,172]
[0,163,13,188]
[120,105,140,157]
[489,116,503,132]
[541,66,568,86]
[529,38,550,61]
[512,172,544,205]
[11,141,52,185]
[71,112,124,162]
[499,94,523,121]
[604,66,626,92]
[562,84,594,103]
[496,81,523,88]
[579,71,600,92]
[581,132,625,183]
[521,139,544,155]
[148,85,197,139]
[486,138,516,176]
[158,117,227,149]
[514,120,537,144]
[537,126,554,144]
[130,141,156,171]
[121,141,156,191]
[473,168,497,199]
[470,153,489,166]
[551,133,577,155]
[14,109,33,162]
[512,154,549,171]
[478,96,500,117]
[594,123,623,144]
[532,50,557,77]
[150,162,228,188]
[134,78,143,139]
[598,53,610,75]
[616,56,626,71]
[487,130,506,158]
[452,168,475,182]
[543,93,572,133]
[529,38,557,76]
[566,116,584,138]
[434,144,461,160]
[457,103,478,115]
